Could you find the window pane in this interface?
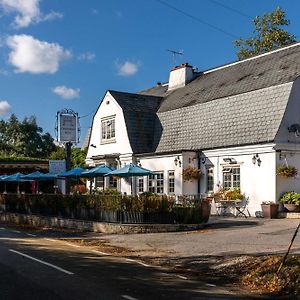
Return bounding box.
[207,167,214,192]
[138,177,144,193]
[168,171,174,194]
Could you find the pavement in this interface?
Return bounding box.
[101,217,300,258]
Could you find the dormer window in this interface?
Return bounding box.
[101,116,115,143]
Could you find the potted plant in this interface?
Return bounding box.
[182,166,201,181]
[224,188,244,200]
[276,165,298,178]
[261,201,279,218]
[279,191,300,212]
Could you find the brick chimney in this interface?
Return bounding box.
[168,63,196,91]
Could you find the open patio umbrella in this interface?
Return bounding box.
[59,167,87,194]
[3,173,32,193]
[105,163,154,194]
[59,167,86,179]
[0,175,8,193]
[81,165,114,178]
[22,171,58,193]
[81,165,115,193]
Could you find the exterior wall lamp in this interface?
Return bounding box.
[252,154,261,166]
[174,156,182,167]
[223,158,236,164]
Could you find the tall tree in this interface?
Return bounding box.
[234,7,296,60]
[49,146,87,167]
[0,114,56,158]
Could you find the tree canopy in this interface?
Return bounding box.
[0,114,56,158]
[234,7,296,60]
[49,146,87,167]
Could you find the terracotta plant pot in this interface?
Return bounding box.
[283,204,300,212]
[261,204,279,219]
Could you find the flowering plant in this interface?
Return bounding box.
[276,165,298,178]
[73,184,87,194]
[182,166,202,181]
[214,188,244,200]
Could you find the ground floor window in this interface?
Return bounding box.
[109,177,118,189]
[148,172,164,194]
[137,177,144,193]
[223,166,240,189]
[95,176,104,190]
[168,171,175,194]
[206,167,214,192]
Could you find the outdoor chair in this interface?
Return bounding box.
[235,197,251,218]
[213,196,223,216]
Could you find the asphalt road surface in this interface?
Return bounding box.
[0,225,252,300]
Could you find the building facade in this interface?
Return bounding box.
[86,43,300,216]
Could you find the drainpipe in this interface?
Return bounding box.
[197,151,201,196]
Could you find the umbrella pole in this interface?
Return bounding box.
[89,180,93,194]
[36,180,39,194]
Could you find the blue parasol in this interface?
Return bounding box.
[105,163,154,194]
[59,167,86,179]
[81,165,114,178]
[105,163,154,177]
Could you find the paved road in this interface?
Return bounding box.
[0,225,256,300]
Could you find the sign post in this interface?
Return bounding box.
[56,109,80,194]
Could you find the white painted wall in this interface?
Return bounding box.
[86,91,133,161]
[200,144,277,216]
[168,64,195,91]
[138,154,183,195]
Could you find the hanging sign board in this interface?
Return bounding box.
[57,110,79,143]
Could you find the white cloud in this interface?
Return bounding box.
[0,100,11,115]
[77,52,95,61]
[52,85,80,100]
[6,34,72,74]
[0,0,62,28]
[117,61,139,76]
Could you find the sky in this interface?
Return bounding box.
[0,0,300,146]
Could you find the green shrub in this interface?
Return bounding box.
[279,191,300,205]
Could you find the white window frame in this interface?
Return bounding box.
[168,170,175,194]
[137,177,144,194]
[222,165,240,189]
[206,167,214,192]
[148,172,164,194]
[101,116,116,144]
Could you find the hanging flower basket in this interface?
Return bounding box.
[276,165,298,178]
[182,167,202,181]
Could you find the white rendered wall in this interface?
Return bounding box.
[200,144,277,216]
[138,154,183,195]
[168,66,194,91]
[86,91,133,162]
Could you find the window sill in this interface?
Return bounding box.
[101,139,116,145]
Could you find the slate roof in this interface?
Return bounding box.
[107,43,300,154]
[108,90,163,153]
[158,43,300,113]
[154,83,292,152]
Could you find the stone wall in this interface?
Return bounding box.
[0,212,204,234]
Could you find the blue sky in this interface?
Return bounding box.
[0,0,300,146]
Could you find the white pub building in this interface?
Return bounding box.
[86,43,300,216]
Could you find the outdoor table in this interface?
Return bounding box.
[217,199,243,217]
